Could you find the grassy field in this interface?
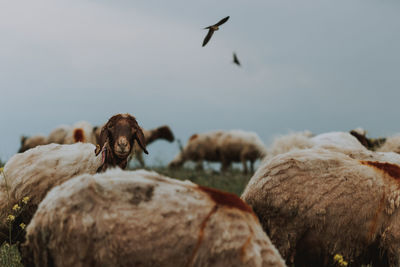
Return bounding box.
[131,166,252,196]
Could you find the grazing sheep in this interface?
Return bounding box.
[217,130,267,173]
[242,148,400,267]
[0,142,106,244]
[64,121,97,145]
[131,125,175,167]
[169,130,266,173]
[97,113,147,172]
[169,131,223,170]
[264,131,314,162]
[47,125,71,144]
[23,169,286,267]
[18,135,48,153]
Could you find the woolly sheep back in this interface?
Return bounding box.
[242,148,400,266]
[23,169,285,267]
[0,143,104,243]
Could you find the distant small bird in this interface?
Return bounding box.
[202,16,230,47]
[233,52,241,66]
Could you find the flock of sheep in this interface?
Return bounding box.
[3,113,400,266]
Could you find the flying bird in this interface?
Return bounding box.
[202,16,230,47]
[233,52,241,66]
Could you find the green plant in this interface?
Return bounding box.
[0,167,27,267]
[0,243,23,267]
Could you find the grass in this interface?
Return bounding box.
[131,166,252,196]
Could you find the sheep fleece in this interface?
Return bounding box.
[0,143,103,242]
[241,148,400,266]
[23,169,285,267]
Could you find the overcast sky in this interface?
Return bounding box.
[1,0,400,164]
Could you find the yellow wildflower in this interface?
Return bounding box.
[22,196,30,204]
[334,254,343,262]
[341,261,348,267]
[12,204,20,211]
[7,215,15,222]
[19,223,26,229]
[0,167,3,173]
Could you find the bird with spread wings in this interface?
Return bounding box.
[202,16,230,47]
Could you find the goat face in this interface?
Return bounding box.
[99,114,148,168]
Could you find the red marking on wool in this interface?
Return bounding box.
[73,129,85,143]
[189,134,198,141]
[360,161,400,180]
[198,185,254,213]
[185,205,218,267]
[240,229,254,263]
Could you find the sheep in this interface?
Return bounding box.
[264,131,314,162]
[47,124,71,144]
[263,131,367,165]
[18,121,96,153]
[377,135,400,154]
[169,130,267,174]
[310,131,368,153]
[22,169,286,267]
[241,148,400,266]
[169,131,223,170]
[97,113,147,172]
[18,135,49,153]
[64,121,97,145]
[217,130,267,173]
[130,125,175,167]
[0,142,106,244]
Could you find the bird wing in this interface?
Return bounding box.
[233,53,241,66]
[214,16,230,27]
[202,29,214,47]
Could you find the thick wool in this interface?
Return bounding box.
[264,131,314,162]
[242,148,400,266]
[310,131,367,152]
[0,143,104,243]
[378,135,400,154]
[23,169,285,267]
[263,131,366,165]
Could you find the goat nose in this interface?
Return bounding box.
[118,140,128,149]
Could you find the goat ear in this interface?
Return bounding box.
[20,136,27,145]
[135,127,148,154]
[99,125,109,149]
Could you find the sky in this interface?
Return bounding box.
[1,0,400,165]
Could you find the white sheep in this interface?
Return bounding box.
[0,142,106,244]
[18,121,95,153]
[264,131,314,162]
[64,121,97,144]
[47,124,71,144]
[377,135,400,154]
[310,131,367,152]
[264,131,367,164]
[242,148,400,266]
[169,130,267,173]
[23,169,285,267]
[18,135,49,153]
